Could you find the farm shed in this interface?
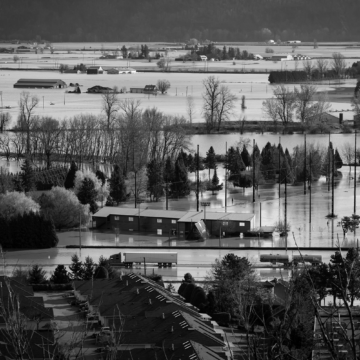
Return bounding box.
[13,79,67,89]
[86,66,104,74]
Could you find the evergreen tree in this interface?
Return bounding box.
[147,159,164,201]
[64,161,78,189]
[51,265,70,284]
[69,254,83,280]
[205,146,216,180]
[28,264,47,284]
[20,158,35,192]
[285,148,292,167]
[82,256,96,280]
[279,158,293,184]
[210,167,223,194]
[241,145,251,168]
[171,154,191,197]
[95,170,106,186]
[335,149,343,169]
[77,178,98,213]
[261,142,276,180]
[164,156,174,183]
[228,148,246,186]
[97,255,115,279]
[109,164,126,204]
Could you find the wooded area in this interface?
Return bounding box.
[0,0,359,42]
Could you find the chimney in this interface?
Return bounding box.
[162,313,165,319]
[339,113,343,124]
[149,298,152,305]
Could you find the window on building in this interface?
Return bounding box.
[157,229,162,235]
[114,216,119,220]
[239,222,245,226]
[171,220,176,224]
[129,217,133,222]
[222,221,228,226]
[157,219,162,223]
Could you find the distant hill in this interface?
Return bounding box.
[0,0,359,42]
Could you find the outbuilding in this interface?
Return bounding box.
[86,66,104,74]
[13,78,67,89]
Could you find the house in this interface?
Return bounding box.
[92,207,255,239]
[73,274,232,360]
[270,54,294,61]
[308,112,341,126]
[86,85,113,93]
[130,84,157,94]
[13,79,67,89]
[86,66,104,74]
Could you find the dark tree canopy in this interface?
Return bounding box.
[64,161,78,189]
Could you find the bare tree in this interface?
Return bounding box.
[316,58,328,79]
[294,84,318,123]
[0,112,11,132]
[262,85,296,129]
[0,134,11,161]
[101,90,120,129]
[331,52,347,78]
[342,142,354,172]
[18,91,39,155]
[156,79,171,94]
[186,96,196,124]
[215,85,237,131]
[302,59,315,79]
[202,76,221,133]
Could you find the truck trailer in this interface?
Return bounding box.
[109,252,178,268]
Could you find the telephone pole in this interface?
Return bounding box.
[196,145,199,211]
[253,139,255,203]
[304,134,306,195]
[355,131,357,214]
[225,142,227,212]
[332,149,335,217]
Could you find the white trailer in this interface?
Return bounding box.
[123,252,178,267]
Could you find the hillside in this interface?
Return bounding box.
[0,0,359,42]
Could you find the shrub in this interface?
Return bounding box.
[265,48,274,53]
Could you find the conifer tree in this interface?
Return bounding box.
[82,256,96,280]
[210,167,223,194]
[335,149,343,169]
[205,146,216,180]
[171,154,191,197]
[51,265,70,284]
[64,161,78,189]
[109,164,126,204]
[77,177,98,213]
[69,254,83,280]
[147,159,164,201]
[20,158,35,192]
[28,264,47,284]
[241,145,251,168]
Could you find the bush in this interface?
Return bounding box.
[265,48,274,53]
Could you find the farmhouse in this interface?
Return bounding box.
[86,66,104,74]
[13,78,67,89]
[92,207,255,239]
[130,84,157,94]
[308,112,342,126]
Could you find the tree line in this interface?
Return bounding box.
[1,0,360,42]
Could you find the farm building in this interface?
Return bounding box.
[130,85,157,94]
[86,66,104,74]
[87,85,113,93]
[92,207,255,239]
[199,55,207,61]
[270,54,294,61]
[13,79,67,89]
[308,112,342,126]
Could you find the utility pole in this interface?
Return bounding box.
[225,142,227,212]
[328,133,331,192]
[332,149,335,217]
[304,134,306,195]
[196,145,199,211]
[253,139,255,203]
[278,137,281,197]
[79,210,82,250]
[133,145,137,208]
[355,130,357,214]
[143,257,146,276]
[285,165,287,252]
[165,183,169,210]
[260,202,262,228]
[309,152,312,225]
